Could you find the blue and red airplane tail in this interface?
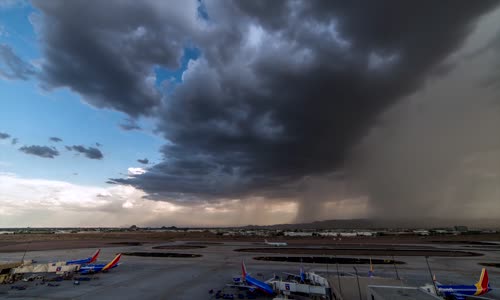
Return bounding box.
[89,249,100,263]
[474,268,490,295]
[66,249,101,265]
[102,253,122,271]
[242,261,247,278]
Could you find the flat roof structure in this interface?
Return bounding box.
[328,276,404,300]
[367,285,442,300]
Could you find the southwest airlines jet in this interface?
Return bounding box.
[79,253,122,274]
[66,249,100,265]
[229,261,275,295]
[436,268,492,300]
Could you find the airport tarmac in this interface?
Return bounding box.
[0,241,499,299]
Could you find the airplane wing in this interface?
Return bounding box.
[226,284,256,292]
[450,294,466,300]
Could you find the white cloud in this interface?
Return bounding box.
[0,173,300,227]
[127,167,147,176]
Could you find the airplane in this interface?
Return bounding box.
[431,268,493,300]
[228,261,275,295]
[66,249,100,265]
[79,253,122,275]
[264,239,287,247]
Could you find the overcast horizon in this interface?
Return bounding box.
[1,0,500,227]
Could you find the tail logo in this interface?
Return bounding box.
[241,261,247,278]
[90,249,101,263]
[474,268,489,295]
[102,254,122,271]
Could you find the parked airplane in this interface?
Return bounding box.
[264,239,287,247]
[79,253,122,275]
[431,268,493,300]
[66,249,100,265]
[229,261,275,295]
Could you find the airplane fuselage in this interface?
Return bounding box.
[264,240,287,247]
[245,275,274,295]
[437,284,491,298]
[79,253,121,274]
[66,249,100,265]
[79,263,118,274]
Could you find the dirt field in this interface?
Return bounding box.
[0,231,499,253]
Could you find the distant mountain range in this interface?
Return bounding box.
[1,218,498,231]
[236,218,500,230]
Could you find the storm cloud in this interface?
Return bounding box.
[32,0,201,116]
[0,132,10,139]
[0,44,35,80]
[49,136,62,142]
[31,1,500,220]
[19,145,59,158]
[137,158,149,164]
[66,145,103,160]
[122,2,499,197]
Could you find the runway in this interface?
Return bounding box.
[0,241,499,299]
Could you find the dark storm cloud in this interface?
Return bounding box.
[137,158,149,164]
[19,145,59,158]
[118,118,141,131]
[66,145,103,160]
[0,44,35,80]
[32,0,200,116]
[49,137,62,142]
[33,1,499,205]
[117,1,499,203]
[0,132,10,139]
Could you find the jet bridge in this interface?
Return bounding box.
[270,272,332,299]
[11,261,80,275]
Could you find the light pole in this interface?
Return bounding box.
[353,266,362,300]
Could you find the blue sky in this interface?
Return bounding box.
[0,3,166,186]
[0,0,303,227]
